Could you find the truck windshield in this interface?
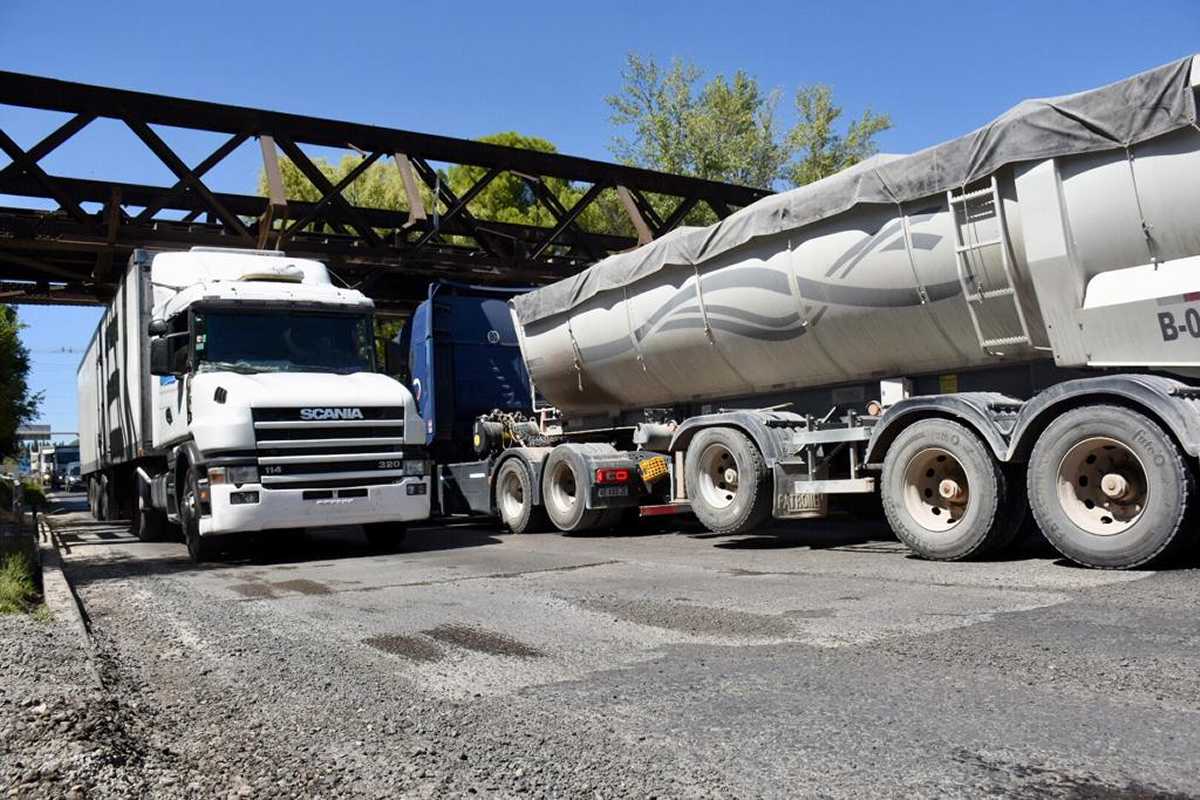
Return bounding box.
[194,309,374,375]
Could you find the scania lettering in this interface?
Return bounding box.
[300,408,366,421]
[78,247,430,562]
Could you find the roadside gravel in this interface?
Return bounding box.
[0,613,154,798]
[5,566,729,799]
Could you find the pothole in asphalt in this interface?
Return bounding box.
[272,579,333,596]
[229,582,280,599]
[363,634,444,662]
[422,624,545,658]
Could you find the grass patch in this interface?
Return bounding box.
[0,552,41,615]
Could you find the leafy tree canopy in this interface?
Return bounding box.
[0,306,41,457]
[606,53,891,190]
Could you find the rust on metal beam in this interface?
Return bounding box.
[616,185,653,246]
[393,154,427,228]
[257,136,288,250]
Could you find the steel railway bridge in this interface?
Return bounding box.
[0,71,770,312]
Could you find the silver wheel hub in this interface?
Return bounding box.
[546,461,578,513]
[498,470,525,523]
[1056,437,1147,536]
[901,448,970,532]
[697,444,739,510]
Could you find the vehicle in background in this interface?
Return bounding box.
[78,247,430,562]
[65,462,83,493]
[392,56,1200,570]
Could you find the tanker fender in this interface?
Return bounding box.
[668,410,806,464]
[863,393,1023,466]
[492,446,554,507]
[1005,375,1200,461]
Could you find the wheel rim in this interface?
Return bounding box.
[697,443,739,510]
[901,447,970,532]
[498,468,526,523]
[1056,436,1147,535]
[545,460,578,515]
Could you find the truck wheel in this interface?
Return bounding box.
[181,466,218,563]
[881,419,1012,561]
[542,446,607,533]
[1027,405,1193,569]
[132,501,166,543]
[495,459,547,534]
[94,475,108,521]
[363,522,408,553]
[684,427,772,535]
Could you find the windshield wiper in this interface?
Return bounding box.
[202,360,264,375]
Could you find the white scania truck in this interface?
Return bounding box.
[78,247,430,561]
[414,55,1200,570]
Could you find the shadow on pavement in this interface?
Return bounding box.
[59,522,506,586]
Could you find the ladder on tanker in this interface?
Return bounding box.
[947,176,1033,354]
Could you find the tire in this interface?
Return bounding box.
[495,459,548,534]
[541,446,608,533]
[363,522,407,553]
[1026,405,1193,569]
[684,427,772,535]
[881,419,1012,561]
[181,466,218,563]
[96,475,110,522]
[132,500,167,543]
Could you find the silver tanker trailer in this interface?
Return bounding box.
[456,56,1200,569]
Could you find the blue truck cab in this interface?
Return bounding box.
[389,281,535,512]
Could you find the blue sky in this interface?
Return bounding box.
[2,0,1198,435]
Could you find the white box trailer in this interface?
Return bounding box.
[78,247,430,561]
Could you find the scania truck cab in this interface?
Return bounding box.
[78,247,430,562]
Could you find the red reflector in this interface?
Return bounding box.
[595,468,631,484]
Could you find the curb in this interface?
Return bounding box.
[37,518,105,690]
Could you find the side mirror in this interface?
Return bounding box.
[148,319,168,337]
[149,337,172,376]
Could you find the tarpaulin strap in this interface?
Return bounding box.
[896,200,930,304]
[693,265,714,342]
[566,319,584,392]
[622,286,648,371]
[1124,143,1159,266]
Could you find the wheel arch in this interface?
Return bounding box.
[1006,376,1200,463]
[864,393,1020,466]
[172,441,204,507]
[668,410,801,463]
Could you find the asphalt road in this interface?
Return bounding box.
[39,492,1200,798]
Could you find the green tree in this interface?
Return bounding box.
[785,85,892,186]
[606,53,891,190]
[607,54,789,190]
[0,306,41,457]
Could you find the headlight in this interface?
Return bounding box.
[227,465,260,485]
[402,459,427,476]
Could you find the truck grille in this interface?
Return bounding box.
[250,406,411,490]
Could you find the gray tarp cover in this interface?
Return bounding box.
[513,56,1197,325]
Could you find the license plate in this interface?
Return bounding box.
[598,486,628,498]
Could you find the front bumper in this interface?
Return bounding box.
[199,477,430,536]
